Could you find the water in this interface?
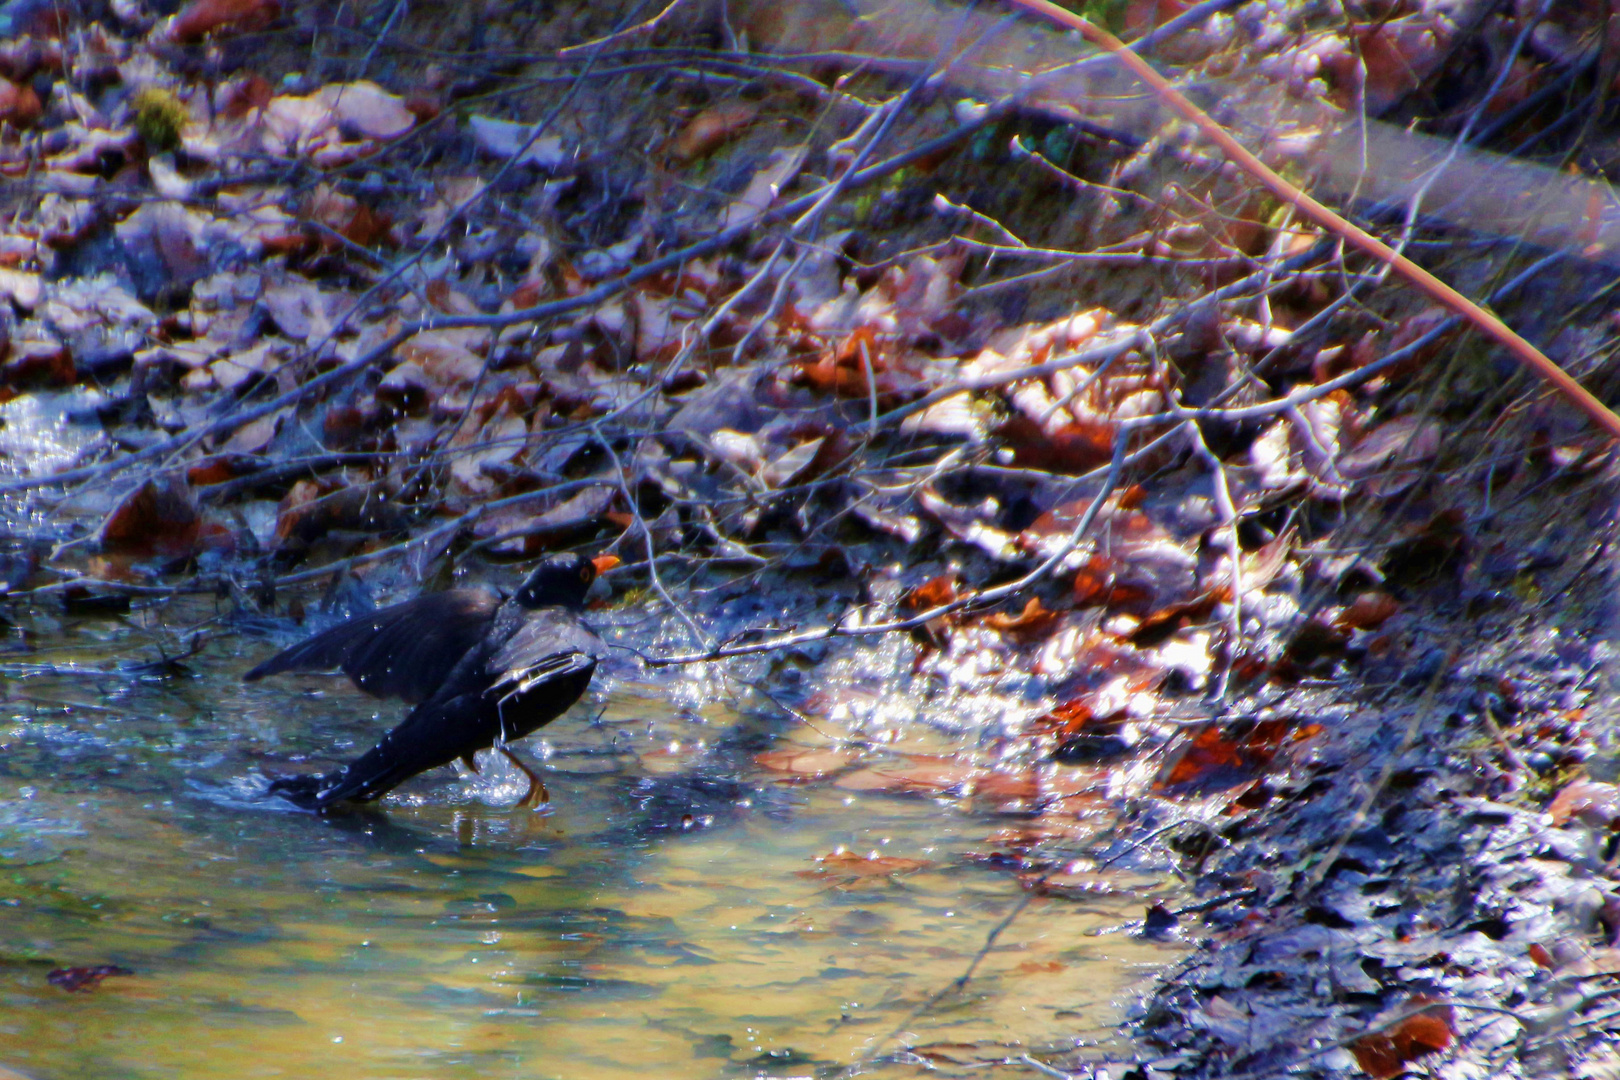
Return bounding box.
[0,600,1180,1079]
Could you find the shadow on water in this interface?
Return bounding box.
[0,598,1183,1080]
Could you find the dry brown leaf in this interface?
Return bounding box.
[755,747,857,779]
[306,184,389,248]
[799,849,931,880]
[0,76,41,127]
[98,475,200,557]
[902,575,959,612]
[669,102,758,161]
[984,597,1059,642]
[835,760,984,796]
[1548,779,1620,828]
[1336,591,1399,631]
[4,337,74,387]
[1349,998,1454,1079]
[166,0,280,41]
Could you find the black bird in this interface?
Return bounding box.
[245,552,616,811]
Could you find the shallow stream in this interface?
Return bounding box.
[0,597,1179,1079]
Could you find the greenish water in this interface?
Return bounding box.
[0,601,1178,1079]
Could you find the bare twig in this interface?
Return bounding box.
[1004,0,1620,441]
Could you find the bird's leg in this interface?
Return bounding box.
[496,745,549,807]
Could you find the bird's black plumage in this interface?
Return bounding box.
[246,552,610,810]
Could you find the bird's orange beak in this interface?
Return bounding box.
[591,554,622,576]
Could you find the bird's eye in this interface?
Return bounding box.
[579,566,592,583]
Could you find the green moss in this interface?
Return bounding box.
[133,87,188,153]
[1077,0,1128,31]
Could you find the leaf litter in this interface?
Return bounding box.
[0,0,1618,1075]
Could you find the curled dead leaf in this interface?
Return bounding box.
[1336,591,1399,631]
[1548,779,1620,829]
[901,574,959,612]
[1349,997,1454,1079]
[0,76,42,127]
[669,102,758,161]
[98,475,199,558]
[166,0,280,42]
[984,597,1059,642]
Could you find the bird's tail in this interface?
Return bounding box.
[266,739,433,810]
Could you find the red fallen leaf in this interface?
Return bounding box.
[99,475,200,558]
[1336,591,1399,631]
[272,479,401,550]
[793,326,921,407]
[798,849,930,880]
[1349,18,1447,115]
[186,455,261,486]
[1156,718,1314,792]
[3,337,74,386]
[983,597,1058,642]
[218,73,273,118]
[48,965,133,992]
[1229,651,1270,682]
[1061,550,1160,613]
[197,520,236,554]
[1028,697,1095,738]
[901,574,959,612]
[1159,726,1247,789]
[754,747,856,779]
[1548,779,1620,828]
[837,763,968,794]
[1349,998,1454,1079]
[403,93,441,121]
[260,232,311,257]
[1071,554,1115,606]
[306,184,390,248]
[1528,942,1554,969]
[972,768,1039,803]
[0,76,42,127]
[322,403,383,448]
[1016,959,1065,974]
[166,0,281,42]
[997,412,1114,474]
[669,101,758,161]
[508,278,547,309]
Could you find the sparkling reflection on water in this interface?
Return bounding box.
[0,605,1179,1079]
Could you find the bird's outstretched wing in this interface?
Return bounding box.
[263,601,606,810]
[243,591,498,704]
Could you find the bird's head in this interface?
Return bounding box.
[512,552,619,610]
